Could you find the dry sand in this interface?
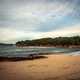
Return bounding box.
[0,54,80,80]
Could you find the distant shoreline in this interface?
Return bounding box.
[16,45,80,48]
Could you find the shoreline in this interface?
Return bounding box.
[0,55,47,62]
[0,52,62,62]
[0,51,80,62]
[16,45,80,48]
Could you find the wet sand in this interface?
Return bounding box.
[0,54,80,80]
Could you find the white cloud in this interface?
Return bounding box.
[0,0,80,43]
[39,24,80,38]
[1,1,74,30]
[0,27,43,43]
[0,21,80,43]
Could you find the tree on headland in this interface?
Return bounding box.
[16,36,80,47]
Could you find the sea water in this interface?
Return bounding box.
[0,45,80,57]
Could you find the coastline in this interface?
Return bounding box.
[16,45,80,48]
[0,54,80,80]
[0,52,62,61]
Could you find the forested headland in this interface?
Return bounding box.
[16,36,80,48]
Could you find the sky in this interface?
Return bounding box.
[0,0,80,43]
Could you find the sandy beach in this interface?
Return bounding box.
[0,54,80,80]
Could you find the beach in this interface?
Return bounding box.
[0,54,80,80]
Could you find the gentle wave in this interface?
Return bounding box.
[65,51,80,56]
[0,46,80,57]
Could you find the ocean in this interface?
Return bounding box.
[0,45,80,57]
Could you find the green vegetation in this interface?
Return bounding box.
[16,36,80,47]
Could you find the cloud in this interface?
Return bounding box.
[0,23,80,43]
[0,28,37,43]
[36,23,80,38]
[0,0,74,30]
[0,0,80,43]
